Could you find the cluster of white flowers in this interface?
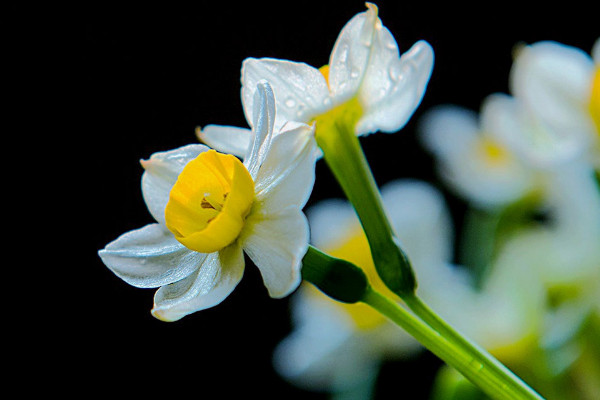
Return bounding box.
[417,39,600,396]
[274,38,599,397]
[97,1,598,397]
[99,82,318,321]
[99,3,433,322]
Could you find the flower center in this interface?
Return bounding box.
[477,136,511,166]
[313,65,364,141]
[165,150,254,253]
[590,67,600,135]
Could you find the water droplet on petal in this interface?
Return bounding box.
[285,98,296,108]
[389,63,402,82]
[350,68,361,79]
[337,44,349,64]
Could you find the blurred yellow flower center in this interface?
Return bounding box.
[478,137,510,166]
[313,65,364,140]
[590,67,600,135]
[165,150,254,253]
[323,228,398,331]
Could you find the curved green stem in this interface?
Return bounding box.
[315,109,415,296]
[403,294,544,400]
[362,288,545,400]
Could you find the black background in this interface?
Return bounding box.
[75,1,597,398]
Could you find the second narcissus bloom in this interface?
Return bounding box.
[509,39,600,166]
[199,3,434,156]
[418,99,539,209]
[99,82,317,321]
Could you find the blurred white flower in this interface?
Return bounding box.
[99,82,317,321]
[470,158,600,379]
[274,180,540,392]
[198,3,434,156]
[516,163,600,288]
[419,100,539,209]
[509,39,600,166]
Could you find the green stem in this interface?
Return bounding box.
[302,244,543,399]
[362,288,517,400]
[402,293,545,400]
[315,116,415,296]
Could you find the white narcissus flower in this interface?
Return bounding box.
[419,100,539,209]
[274,180,541,393]
[99,82,317,322]
[482,162,600,373]
[512,162,600,288]
[509,39,600,166]
[198,3,434,156]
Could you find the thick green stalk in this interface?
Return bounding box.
[315,114,416,297]
[402,294,544,400]
[362,288,545,400]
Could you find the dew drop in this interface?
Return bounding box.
[389,63,402,82]
[386,40,397,50]
[337,44,349,63]
[284,98,296,108]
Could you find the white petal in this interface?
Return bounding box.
[545,163,600,236]
[352,9,400,106]
[273,286,375,392]
[328,3,380,100]
[381,179,454,266]
[478,231,547,349]
[592,38,600,63]
[98,223,205,288]
[253,123,317,213]
[244,81,276,178]
[306,198,357,249]
[357,41,434,135]
[241,208,308,298]
[510,41,595,133]
[141,144,209,224]
[196,125,252,158]
[419,104,479,158]
[420,99,536,207]
[484,93,589,168]
[241,58,330,130]
[151,243,245,321]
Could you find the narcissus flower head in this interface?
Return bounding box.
[99,82,317,321]
[510,39,600,166]
[198,3,434,155]
[419,99,538,209]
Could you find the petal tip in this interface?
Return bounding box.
[151,307,178,322]
[365,2,378,15]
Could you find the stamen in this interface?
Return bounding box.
[201,193,226,211]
